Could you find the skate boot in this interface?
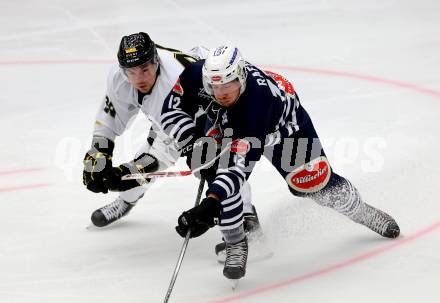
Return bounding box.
[223,237,248,280]
[91,198,136,227]
[216,206,272,263]
[358,204,400,238]
[243,205,264,241]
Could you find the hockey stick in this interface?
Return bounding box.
[122,140,235,181]
[121,170,191,180]
[163,178,205,303]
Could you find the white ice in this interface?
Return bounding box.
[0,0,439,302]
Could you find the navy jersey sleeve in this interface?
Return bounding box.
[160,61,205,151]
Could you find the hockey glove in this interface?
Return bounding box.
[176,197,222,238]
[103,153,159,192]
[83,137,114,193]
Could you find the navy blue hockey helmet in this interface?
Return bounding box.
[117,32,158,68]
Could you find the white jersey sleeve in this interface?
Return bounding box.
[93,65,141,141]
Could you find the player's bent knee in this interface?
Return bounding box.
[286,156,332,197]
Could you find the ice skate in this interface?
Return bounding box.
[216,206,273,263]
[91,198,136,227]
[358,204,400,238]
[223,237,248,280]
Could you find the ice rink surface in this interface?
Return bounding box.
[1,0,439,302]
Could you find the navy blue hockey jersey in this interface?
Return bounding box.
[161,60,309,200]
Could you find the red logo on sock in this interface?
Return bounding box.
[286,157,331,193]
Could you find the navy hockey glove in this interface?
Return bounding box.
[176,197,222,238]
[83,137,114,194]
[103,153,159,192]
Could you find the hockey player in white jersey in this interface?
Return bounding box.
[83,32,201,226]
[82,32,262,243]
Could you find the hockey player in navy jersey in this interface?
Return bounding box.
[160,46,400,280]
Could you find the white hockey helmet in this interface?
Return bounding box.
[202,46,247,96]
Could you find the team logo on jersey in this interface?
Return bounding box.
[230,139,250,155]
[172,78,184,96]
[286,156,331,193]
[206,126,223,145]
[265,70,296,95]
[221,112,229,125]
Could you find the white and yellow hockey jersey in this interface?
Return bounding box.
[92,45,208,167]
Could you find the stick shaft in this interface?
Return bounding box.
[125,140,234,181]
[121,170,191,180]
[163,178,205,303]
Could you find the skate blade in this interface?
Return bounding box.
[85,223,100,230]
[230,279,239,291]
